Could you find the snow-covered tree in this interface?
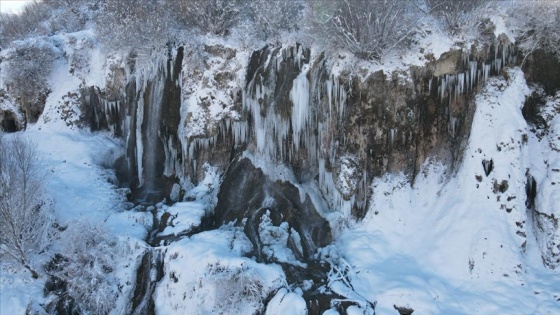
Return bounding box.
[0,135,53,278]
[517,1,560,62]
[0,1,51,45]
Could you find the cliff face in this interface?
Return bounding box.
[81,40,517,216]
[2,32,559,312]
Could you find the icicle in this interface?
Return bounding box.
[290,66,310,152]
[483,64,490,82]
[428,78,432,95]
[449,116,458,138]
[440,76,446,102]
[136,97,144,187]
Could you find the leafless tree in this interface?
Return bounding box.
[95,0,172,52]
[0,134,53,278]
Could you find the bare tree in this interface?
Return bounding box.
[0,134,53,278]
[95,0,172,52]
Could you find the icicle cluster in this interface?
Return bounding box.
[432,43,516,138]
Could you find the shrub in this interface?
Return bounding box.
[3,41,58,123]
[167,0,245,36]
[95,0,172,52]
[51,221,119,314]
[426,0,488,34]
[308,0,420,60]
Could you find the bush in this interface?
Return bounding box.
[4,41,58,123]
[248,0,305,41]
[51,221,119,314]
[168,0,245,36]
[0,135,53,278]
[205,263,266,313]
[427,0,488,34]
[95,0,172,52]
[308,0,420,60]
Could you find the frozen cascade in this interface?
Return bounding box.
[129,50,169,192]
[290,65,310,152]
[143,67,165,192]
[449,116,458,138]
[318,159,355,218]
[136,96,145,187]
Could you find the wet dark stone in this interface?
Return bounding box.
[47,295,81,315]
[215,157,332,259]
[1,111,19,132]
[130,250,164,315]
[522,92,548,131]
[394,304,414,315]
[526,174,537,208]
[523,50,560,95]
[482,159,493,176]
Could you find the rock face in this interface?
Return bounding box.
[81,46,185,200]
[79,41,523,228]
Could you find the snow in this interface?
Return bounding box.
[265,288,307,315]
[259,210,306,267]
[153,226,286,315]
[158,202,206,237]
[2,4,560,314]
[0,263,45,315]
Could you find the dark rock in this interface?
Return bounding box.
[523,50,560,95]
[215,157,332,259]
[130,250,164,315]
[482,159,493,176]
[493,179,509,193]
[394,304,414,315]
[526,174,537,208]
